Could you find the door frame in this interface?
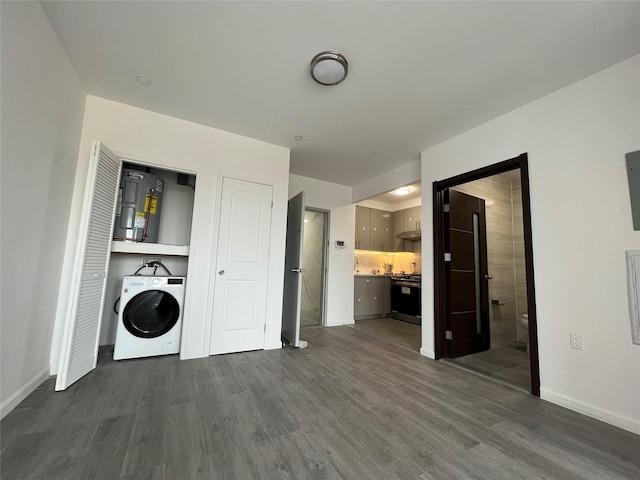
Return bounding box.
[433,153,540,396]
[305,207,330,327]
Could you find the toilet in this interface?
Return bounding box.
[518,314,529,353]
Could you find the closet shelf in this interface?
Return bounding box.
[110,241,189,256]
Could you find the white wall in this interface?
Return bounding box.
[288,174,355,325]
[50,96,290,372]
[352,158,420,203]
[421,55,640,433]
[357,197,421,212]
[0,2,86,417]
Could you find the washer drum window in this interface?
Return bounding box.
[122,290,180,338]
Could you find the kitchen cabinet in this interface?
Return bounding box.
[391,211,406,252]
[391,205,422,252]
[403,205,421,231]
[355,206,371,250]
[370,208,382,251]
[380,211,392,252]
[354,276,391,319]
[356,205,420,252]
[356,206,392,251]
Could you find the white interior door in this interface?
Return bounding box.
[281,192,305,347]
[210,177,273,355]
[56,141,121,391]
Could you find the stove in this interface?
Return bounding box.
[390,274,421,325]
[390,274,421,285]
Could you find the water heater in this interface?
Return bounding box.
[113,169,164,243]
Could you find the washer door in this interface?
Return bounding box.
[122,290,180,338]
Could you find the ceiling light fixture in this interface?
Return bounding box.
[310,51,348,86]
[294,135,304,141]
[135,74,152,86]
[393,187,410,195]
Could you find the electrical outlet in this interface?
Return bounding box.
[143,257,162,265]
[570,333,583,351]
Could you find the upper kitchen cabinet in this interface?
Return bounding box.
[380,211,392,251]
[403,205,421,231]
[370,208,382,251]
[391,205,422,252]
[370,209,393,252]
[356,206,393,251]
[392,210,406,252]
[355,205,371,250]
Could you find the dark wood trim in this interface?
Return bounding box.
[432,153,540,396]
[519,158,540,396]
[432,187,447,359]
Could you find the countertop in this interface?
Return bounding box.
[354,272,393,277]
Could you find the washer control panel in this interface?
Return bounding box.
[122,276,185,288]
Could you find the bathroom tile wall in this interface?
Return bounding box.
[453,173,522,346]
[301,210,326,326]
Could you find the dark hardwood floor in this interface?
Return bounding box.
[444,342,531,392]
[350,317,531,392]
[2,325,639,479]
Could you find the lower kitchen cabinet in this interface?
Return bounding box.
[354,276,391,320]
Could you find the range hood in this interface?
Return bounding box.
[397,230,421,241]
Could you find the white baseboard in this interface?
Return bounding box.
[325,318,355,327]
[540,387,640,435]
[420,348,436,359]
[1,367,50,420]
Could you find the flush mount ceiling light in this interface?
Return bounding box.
[393,187,410,195]
[310,51,348,86]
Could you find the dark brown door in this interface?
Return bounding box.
[445,189,490,357]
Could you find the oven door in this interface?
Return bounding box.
[391,281,421,322]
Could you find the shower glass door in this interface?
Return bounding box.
[300,209,328,326]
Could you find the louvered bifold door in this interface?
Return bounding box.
[56,142,121,391]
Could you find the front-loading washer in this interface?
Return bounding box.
[114,275,186,360]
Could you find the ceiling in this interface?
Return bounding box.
[41,1,640,187]
[369,182,422,205]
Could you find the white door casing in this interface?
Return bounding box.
[55,141,121,390]
[281,192,305,347]
[210,177,273,355]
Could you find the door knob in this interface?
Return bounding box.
[218,270,225,275]
[484,274,492,280]
[291,268,305,273]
